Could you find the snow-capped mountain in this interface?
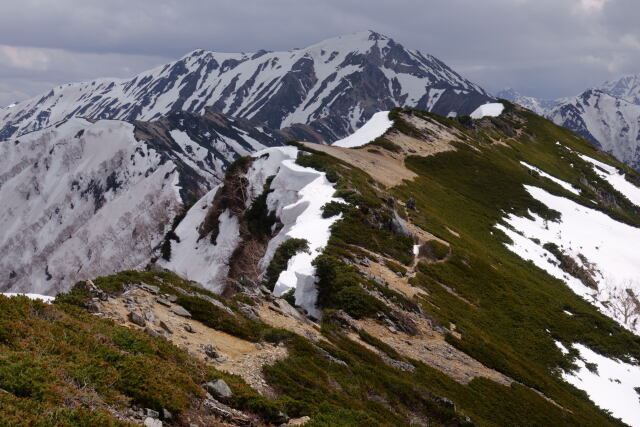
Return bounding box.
[598,73,640,105]
[495,88,561,116]
[547,90,640,169]
[499,84,640,170]
[0,31,491,143]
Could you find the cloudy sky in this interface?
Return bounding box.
[0,0,638,105]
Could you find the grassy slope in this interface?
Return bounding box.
[3,105,639,426]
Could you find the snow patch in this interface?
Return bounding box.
[470,103,504,119]
[497,185,640,333]
[160,189,240,293]
[258,148,343,318]
[520,161,580,195]
[1,293,55,303]
[332,111,393,148]
[579,153,640,207]
[555,341,640,426]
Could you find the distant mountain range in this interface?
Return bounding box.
[498,75,640,170]
[0,30,491,144]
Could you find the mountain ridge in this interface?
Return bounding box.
[0,30,492,143]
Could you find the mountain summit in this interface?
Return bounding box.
[0,31,491,142]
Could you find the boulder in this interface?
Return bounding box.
[183,323,195,333]
[204,344,218,359]
[156,297,171,307]
[204,379,233,401]
[146,408,160,418]
[159,321,173,334]
[140,283,160,295]
[171,305,191,318]
[143,417,162,427]
[128,312,146,327]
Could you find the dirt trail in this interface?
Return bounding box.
[96,287,287,396]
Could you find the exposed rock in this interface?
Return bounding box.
[144,327,162,338]
[140,283,160,295]
[128,311,146,327]
[202,397,253,426]
[144,311,156,322]
[156,297,171,307]
[159,320,173,334]
[390,210,415,239]
[204,344,219,359]
[170,305,192,318]
[183,323,195,333]
[162,408,172,420]
[143,417,162,427]
[87,301,102,313]
[146,408,160,418]
[285,416,311,426]
[204,379,233,401]
[406,198,417,210]
[237,302,260,323]
[166,294,178,303]
[326,310,357,330]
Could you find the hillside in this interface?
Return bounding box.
[3,104,640,426]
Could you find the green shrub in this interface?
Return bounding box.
[265,238,309,290]
[321,201,349,218]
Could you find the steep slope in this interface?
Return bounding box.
[0,109,292,295]
[0,31,491,143]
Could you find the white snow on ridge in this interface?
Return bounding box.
[257,148,343,319]
[520,161,580,195]
[332,111,393,148]
[497,185,640,333]
[470,102,504,119]
[1,293,55,303]
[579,153,640,207]
[555,341,640,427]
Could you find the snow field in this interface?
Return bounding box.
[332,111,393,148]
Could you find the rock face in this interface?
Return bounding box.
[0,31,491,143]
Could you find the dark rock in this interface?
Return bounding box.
[204,344,218,359]
[159,321,173,334]
[140,283,160,295]
[406,198,417,210]
[204,379,233,400]
[156,297,171,307]
[128,311,146,327]
[144,327,161,338]
[87,301,102,313]
[170,305,191,317]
